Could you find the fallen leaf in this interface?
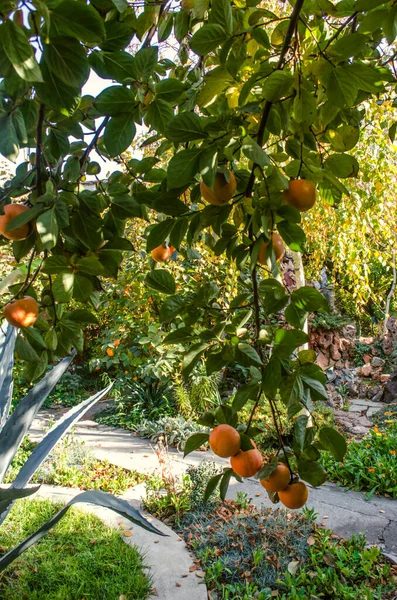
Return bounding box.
[154,540,159,544]
[255,493,262,497]
[307,536,316,546]
[195,570,205,578]
[181,574,188,578]
[189,565,197,572]
[123,531,133,537]
[175,582,182,587]
[323,551,336,567]
[379,510,385,514]
[287,560,299,575]
[323,515,329,519]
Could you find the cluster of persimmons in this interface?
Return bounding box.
[209,423,309,509]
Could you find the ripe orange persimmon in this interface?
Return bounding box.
[230,447,262,478]
[0,204,31,241]
[278,481,308,509]
[4,296,38,328]
[283,180,316,212]
[258,233,285,264]
[260,463,290,493]
[200,171,236,205]
[151,245,175,262]
[209,424,241,458]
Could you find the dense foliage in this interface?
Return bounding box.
[1,0,396,504]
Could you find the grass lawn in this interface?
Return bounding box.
[0,499,151,600]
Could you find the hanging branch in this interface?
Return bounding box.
[79,117,110,173]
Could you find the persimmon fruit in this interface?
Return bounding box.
[0,204,31,241]
[209,424,241,458]
[151,245,175,262]
[200,171,236,205]
[230,447,262,478]
[258,233,285,264]
[283,180,316,212]
[4,296,39,328]
[278,481,308,509]
[260,463,290,493]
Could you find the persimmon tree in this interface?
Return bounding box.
[0,0,396,504]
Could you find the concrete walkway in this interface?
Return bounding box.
[29,408,397,567]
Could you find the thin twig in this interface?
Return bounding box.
[79,116,109,173]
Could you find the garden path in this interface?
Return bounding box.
[29,406,397,568]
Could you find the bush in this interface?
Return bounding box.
[132,416,208,451]
[310,312,352,332]
[321,421,397,498]
[0,499,151,600]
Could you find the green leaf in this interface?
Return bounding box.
[258,278,288,314]
[331,33,369,59]
[174,11,189,42]
[44,329,58,351]
[104,115,136,157]
[96,86,136,116]
[52,0,106,44]
[42,255,71,275]
[36,208,58,250]
[206,347,230,375]
[146,99,174,135]
[163,327,193,344]
[75,257,104,276]
[182,342,209,378]
[209,0,233,34]
[293,89,316,126]
[318,427,347,461]
[43,37,89,88]
[165,113,207,142]
[219,469,233,501]
[15,335,41,363]
[183,432,209,457]
[294,415,309,453]
[159,295,185,323]
[325,153,359,178]
[262,71,293,102]
[297,460,327,487]
[262,358,281,397]
[235,343,262,367]
[273,329,309,359]
[53,273,74,303]
[71,214,103,250]
[241,136,270,168]
[232,381,260,412]
[0,21,42,82]
[199,147,218,188]
[383,4,397,44]
[89,50,137,84]
[169,217,189,249]
[167,148,202,189]
[291,287,329,313]
[277,222,306,252]
[155,79,185,102]
[102,21,134,52]
[0,113,20,162]
[146,219,175,252]
[5,204,43,232]
[35,64,80,115]
[190,24,228,55]
[145,269,176,294]
[325,67,358,108]
[203,473,223,502]
[134,46,158,79]
[111,0,129,12]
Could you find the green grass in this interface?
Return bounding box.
[321,420,397,498]
[0,498,151,600]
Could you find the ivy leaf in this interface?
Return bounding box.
[183,432,209,457]
[145,269,176,294]
[190,24,228,55]
[318,427,347,461]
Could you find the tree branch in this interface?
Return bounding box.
[79,116,109,173]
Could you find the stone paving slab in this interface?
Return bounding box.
[29,412,397,564]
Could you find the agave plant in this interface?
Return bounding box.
[0,322,163,572]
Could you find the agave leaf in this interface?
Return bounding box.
[0,322,17,433]
[0,352,75,483]
[0,490,166,572]
[0,485,40,501]
[0,383,113,525]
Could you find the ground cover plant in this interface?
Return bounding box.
[0,498,151,600]
[5,436,144,494]
[321,419,397,498]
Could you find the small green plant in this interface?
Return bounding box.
[132,416,209,451]
[321,421,397,498]
[310,312,351,332]
[0,498,151,600]
[142,474,191,522]
[95,378,176,428]
[186,460,222,509]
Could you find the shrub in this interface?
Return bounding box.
[309,312,352,332]
[321,422,397,498]
[132,416,208,451]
